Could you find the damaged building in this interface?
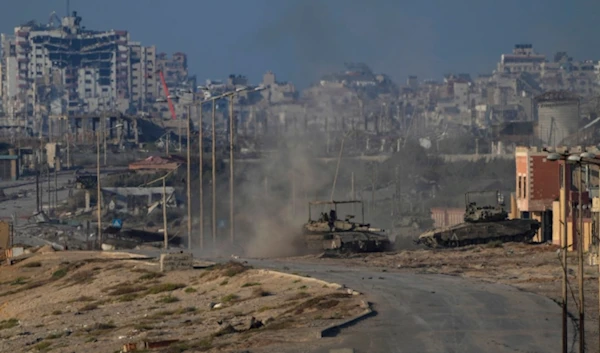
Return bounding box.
[0,11,163,120]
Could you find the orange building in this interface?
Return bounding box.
[515,146,597,252]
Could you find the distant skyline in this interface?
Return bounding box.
[1,0,596,89]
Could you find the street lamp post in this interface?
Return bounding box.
[198,104,204,250]
[140,169,177,250]
[547,151,577,353]
[211,99,217,247]
[185,86,265,250]
[549,150,597,353]
[567,152,596,353]
[96,122,123,249]
[229,94,235,244]
[186,105,192,250]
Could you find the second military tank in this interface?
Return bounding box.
[416,191,541,248]
[302,200,392,254]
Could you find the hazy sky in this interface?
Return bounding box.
[0,0,596,88]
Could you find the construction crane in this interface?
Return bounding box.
[156,69,177,120]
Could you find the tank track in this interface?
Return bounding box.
[427,229,537,248]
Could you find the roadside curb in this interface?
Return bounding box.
[255,269,344,289]
[318,300,376,338]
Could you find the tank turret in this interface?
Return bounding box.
[301,200,391,253]
[415,190,540,248]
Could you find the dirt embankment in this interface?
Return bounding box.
[309,242,600,352]
[0,250,366,353]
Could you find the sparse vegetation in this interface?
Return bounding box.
[149,310,176,319]
[80,303,98,311]
[117,293,139,302]
[486,240,504,248]
[184,287,197,293]
[10,277,28,285]
[221,294,239,303]
[87,322,116,332]
[34,341,51,351]
[138,272,165,281]
[51,310,62,315]
[0,318,18,330]
[68,295,94,303]
[252,287,272,297]
[289,292,311,301]
[242,282,261,287]
[103,282,147,296]
[147,283,185,294]
[133,322,154,331]
[176,306,197,314]
[22,261,42,268]
[219,280,228,286]
[52,268,68,280]
[209,261,251,279]
[156,295,180,304]
[66,270,96,285]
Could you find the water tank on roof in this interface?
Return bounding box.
[536,92,579,146]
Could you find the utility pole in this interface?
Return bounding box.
[577,164,585,353]
[211,99,217,247]
[351,171,355,215]
[198,103,204,250]
[96,129,102,249]
[186,105,192,250]
[229,95,235,244]
[163,176,168,249]
[54,157,58,212]
[179,118,182,152]
[291,171,296,218]
[559,160,568,353]
[371,163,375,217]
[358,97,366,131]
[46,164,50,215]
[66,119,71,169]
[103,115,107,166]
[35,145,40,213]
[166,133,170,155]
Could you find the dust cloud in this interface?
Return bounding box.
[234,138,334,258]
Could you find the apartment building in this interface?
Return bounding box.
[0,11,159,118]
[515,146,598,252]
[497,44,546,75]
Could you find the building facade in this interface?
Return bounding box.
[0,11,160,120]
[515,146,597,252]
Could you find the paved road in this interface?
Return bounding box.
[238,258,574,353]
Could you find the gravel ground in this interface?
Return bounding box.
[0,250,365,353]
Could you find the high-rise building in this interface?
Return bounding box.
[0,11,159,119]
[497,44,546,75]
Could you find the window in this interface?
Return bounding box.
[523,176,527,198]
[518,176,522,198]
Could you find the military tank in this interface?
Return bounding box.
[302,200,392,253]
[416,191,541,248]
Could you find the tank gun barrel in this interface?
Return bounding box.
[367,227,384,232]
